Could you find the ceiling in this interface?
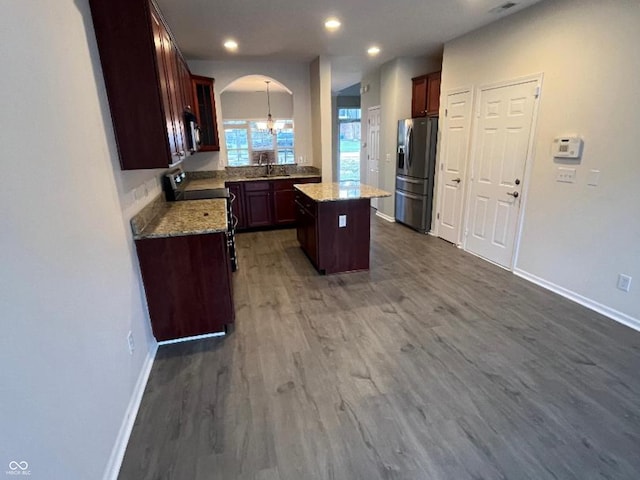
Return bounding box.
[155,0,545,92]
[223,75,292,94]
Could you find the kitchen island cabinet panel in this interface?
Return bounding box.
[135,232,234,341]
[295,192,370,274]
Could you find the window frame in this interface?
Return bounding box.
[223,119,295,166]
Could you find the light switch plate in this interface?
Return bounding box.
[587,169,600,186]
[556,167,576,183]
[617,274,632,292]
[338,215,347,228]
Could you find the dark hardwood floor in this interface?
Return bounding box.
[119,212,640,480]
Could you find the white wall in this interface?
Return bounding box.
[220,91,293,120]
[187,60,313,171]
[0,1,158,478]
[309,56,334,180]
[441,0,640,322]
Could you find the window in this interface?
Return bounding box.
[338,108,361,182]
[223,120,295,166]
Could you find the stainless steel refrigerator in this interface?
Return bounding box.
[395,117,438,233]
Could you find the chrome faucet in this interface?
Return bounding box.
[259,152,274,176]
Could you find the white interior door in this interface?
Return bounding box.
[437,90,472,245]
[367,106,381,209]
[465,80,538,268]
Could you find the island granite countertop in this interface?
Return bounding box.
[131,196,227,239]
[294,182,391,202]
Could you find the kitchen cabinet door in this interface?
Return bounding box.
[273,177,321,225]
[135,232,234,341]
[151,7,185,162]
[192,75,220,151]
[89,0,190,169]
[411,75,429,118]
[426,71,441,116]
[244,181,273,228]
[274,188,296,225]
[411,71,441,118]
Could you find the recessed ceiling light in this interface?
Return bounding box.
[367,46,381,56]
[324,18,341,31]
[223,39,238,51]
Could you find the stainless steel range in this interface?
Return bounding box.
[163,167,238,271]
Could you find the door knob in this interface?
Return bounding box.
[452,178,461,184]
[506,191,519,198]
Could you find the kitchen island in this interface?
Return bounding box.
[294,182,391,274]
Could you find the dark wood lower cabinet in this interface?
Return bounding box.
[295,192,371,274]
[273,181,297,225]
[244,182,273,228]
[135,232,234,341]
[227,177,320,230]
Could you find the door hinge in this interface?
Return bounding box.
[440,163,444,171]
[464,229,469,237]
[437,212,440,220]
[534,86,541,99]
[445,108,448,117]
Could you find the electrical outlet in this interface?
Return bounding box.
[556,167,576,183]
[127,331,135,354]
[338,215,347,228]
[617,274,632,292]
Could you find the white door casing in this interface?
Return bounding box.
[367,106,381,209]
[464,78,539,268]
[436,90,472,245]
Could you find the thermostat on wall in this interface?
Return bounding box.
[552,136,583,159]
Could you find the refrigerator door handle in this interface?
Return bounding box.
[396,176,424,184]
[406,126,413,169]
[396,189,423,201]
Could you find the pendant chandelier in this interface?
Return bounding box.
[259,80,284,135]
[265,81,276,135]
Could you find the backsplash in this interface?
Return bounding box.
[187,165,320,180]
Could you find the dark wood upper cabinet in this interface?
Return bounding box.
[191,75,220,152]
[411,71,441,118]
[89,0,191,169]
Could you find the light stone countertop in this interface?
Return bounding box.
[132,198,227,239]
[294,182,392,202]
[185,178,226,191]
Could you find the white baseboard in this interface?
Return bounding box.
[514,268,640,333]
[375,211,395,223]
[103,342,158,480]
[158,331,225,346]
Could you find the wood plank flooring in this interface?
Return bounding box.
[119,212,640,480]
